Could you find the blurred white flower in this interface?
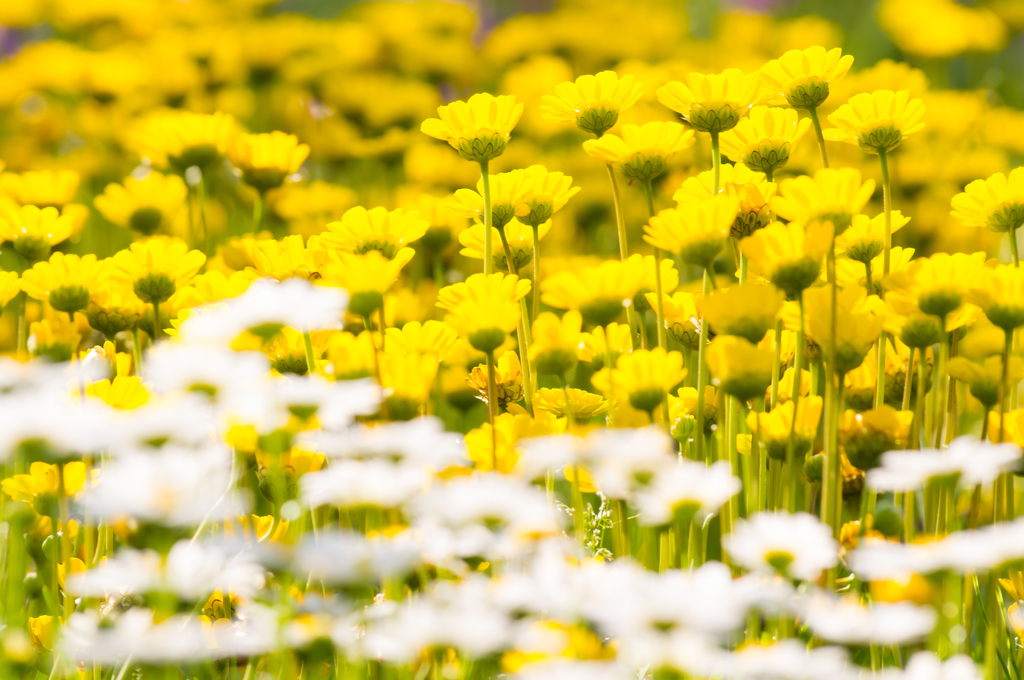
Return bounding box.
[699,639,850,680]
[633,459,741,526]
[294,531,421,586]
[873,651,980,680]
[800,592,936,646]
[868,437,1021,492]
[301,458,428,509]
[725,512,838,581]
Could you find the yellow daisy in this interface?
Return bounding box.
[94,172,189,236]
[656,69,761,134]
[582,121,695,182]
[825,89,927,154]
[420,93,524,163]
[319,206,429,258]
[540,70,644,137]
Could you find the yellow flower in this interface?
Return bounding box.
[825,90,927,154]
[591,347,687,415]
[0,270,19,310]
[578,322,633,368]
[465,410,558,473]
[327,331,378,380]
[30,313,82,362]
[131,110,237,171]
[747,395,823,461]
[966,264,1024,332]
[719,107,812,176]
[467,350,524,408]
[319,206,429,258]
[229,131,310,193]
[836,245,915,296]
[21,253,105,316]
[246,234,318,281]
[835,211,911,264]
[886,251,987,323]
[28,616,53,651]
[318,249,415,316]
[437,273,531,353]
[94,172,189,236]
[740,220,833,299]
[643,195,740,268]
[759,46,855,109]
[110,238,207,305]
[0,203,75,263]
[804,286,885,374]
[385,320,460,362]
[771,168,876,233]
[540,70,644,137]
[381,351,438,420]
[0,170,79,208]
[949,354,1024,410]
[673,164,775,239]
[263,328,331,376]
[646,291,700,350]
[840,406,914,470]
[669,386,718,437]
[533,387,608,422]
[256,446,325,482]
[705,336,774,402]
[518,165,581,227]
[582,121,695,181]
[878,0,1007,59]
[86,375,150,410]
[700,281,785,344]
[3,461,87,506]
[420,93,524,163]
[85,279,145,340]
[530,311,582,376]
[458,218,550,273]
[632,253,679,313]
[950,167,1024,233]
[447,168,533,229]
[541,258,646,327]
[656,69,761,133]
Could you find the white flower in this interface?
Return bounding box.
[509,660,633,680]
[873,652,981,680]
[294,531,421,585]
[303,417,468,468]
[868,437,1021,492]
[164,540,267,601]
[66,549,163,598]
[725,512,838,581]
[800,592,936,646]
[0,389,115,461]
[108,394,217,450]
[301,459,428,509]
[699,640,850,679]
[275,375,382,430]
[634,459,741,526]
[60,608,209,665]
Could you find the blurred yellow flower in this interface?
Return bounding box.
[578,322,634,368]
[966,264,1024,332]
[21,252,104,316]
[673,164,775,239]
[437,273,531,353]
[748,395,823,460]
[719,107,811,176]
[771,168,876,233]
[459,219,549,273]
[835,211,911,264]
[886,251,987,323]
[319,249,414,316]
[540,70,644,137]
[447,168,533,229]
[0,271,20,310]
[131,110,237,171]
[518,165,581,227]
[86,375,150,410]
[950,167,1024,233]
[592,347,686,415]
[647,291,700,350]
[327,331,378,380]
[381,350,438,420]
[699,281,785,344]
[706,336,774,402]
[541,258,646,327]
[530,310,582,376]
[229,131,310,193]
[467,350,524,408]
[94,172,189,236]
[534,387,608,422]
[740,220,832,299]
[110,238,207,305]
[583,121,694,181]
[643,195,739,269]
[0,170,79,209]
[320,206,429,258]
[804,285,885,374]
[0,203,75,263]
[825,89,926,153]
[759,46,854,109]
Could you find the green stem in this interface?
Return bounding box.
[770,318,783,411]
[642,179,668,350]
[694,270,711,464]
[606,163,628,259]
[531,223,541,324]
[152,300,161,343]
[864,261,874,296]
[131,328,143,374]
[253,191,264,232]
[16,290,27,356]
[480,161,493,277]
[711,131,721,194]
[808,106,830,169]
[1011,229,1020,268]
[750,396,764,515]
[303,330,316,376]
[518,300,534,415]
[933,330,950,448]
[786,293,807,513]
[612,499,629,558]
[485,351,499,466]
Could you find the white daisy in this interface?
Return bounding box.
[725,512,838,581]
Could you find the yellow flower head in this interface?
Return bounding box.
[705,336,774,402]
[748,395,823,461]
[966,264,1024,332]
[447,168,533,229]
[246,234,318,281]
[739,220,833,299]
[94,172,188,236]
[540,70,644,137]
[656,69,761,133]
[840,406,914,471]
[700,281,785,344]
[318,249,415,316]
[263,327,330,376]
[21,252,105,316]
[949,354,1024,409]
[518,165,581,227]
[835,211,911,264]
[836,245,915,296]
[327,331,378,380]
[421,93,524,163]
[719,106,812,176]
[437,272,531,352]
[459,218,550,273]
[759,46,855,109]
[631,253,680,313]
[592,347,687,415]
[673,164,775,239]
[30,311,81,362]
[950,167,1024,233]
[647,291,700,350]
[3,462,86,510]
[670,385,718,437]
[530,310,582,376]
[826,90,927,154]
[85,278,145,340]
[110,238,207,305]
[534,387,609,422]
[541,257,646,327]
[644,195,740,268]
[0,170,79,209]
[381,351,438,420]
[0,203,75,263]
[886,251,987,322]
[86,375,150,410]
[465,409,559,473]
[804,286,885,374]
[385,320,460,363]
[131,110,237,171]
[0,270,19,309]
[582,121,695,182]
[578,322,634,368]
[771,168,876,234]
[320,206,429,258]
[467,350,524,408]
[229,131,310,194]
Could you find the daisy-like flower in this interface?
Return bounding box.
[634,459,741,527]
[582,121,695,182]
[656,69,761,134]
[673,163,775,239]
[840,405,915,471]
[420,93,524,163]
[540,71,644,137]
[835,210,911,264]
[705,336,774,402]
[518,165,581,227]
[725,511,838,580]
[327,332,378,380]
[670,386,718,438]
[949,354,1024,410]
[110,238,207,308]
[868,437,1021,491]
[380,350,439,420]
[826,89,927,154]
[530,310,582,377]
[533,387,608,422]
[801,593,936,647]
[131,110,237,171]
[229,131,310,194]
[446,168,533,229]
[646,291,700,350]
[94,172,188,236]
[591,347,686,416]
[643,195,740,269]
[0,203,75,263]
[699,281,785,344]
[541,258,646,327]
[759,46,855,110]
[739,220,832,299]
[385,320,460,362]
[0,270,20,313]
[20,252,105,317]
[771,168,876,234]
[874,652,982,680]
[950,167,1024,233]
[437,272,531,353]
[719,106,812,177]
[459,219,550,273]
[804,285,885,374]
[748,395,823,461]
[886,251,987,323]
[578,322,634,368]
[0,170,79,210]
[318,206,429,258]
[318,249,415,316]
[246,234,319,280]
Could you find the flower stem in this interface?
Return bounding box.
[711,131,721,194]
[750,396,764,515]
[786,293,807,513]
[131,328,143,374]
[531,223,541,324]
[16,290,27,356]
[480,161,493,277]
[642,179,668,350]
[485,351,499,465]
[606,163,628,260]
[694,270,712,464]
[303,330,316,376]
[770,318,782,411]
[933,330,951,448]
[808,106,830,169]
[253,191,264,232]
[152,300,161,343]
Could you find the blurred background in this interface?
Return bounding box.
[0,0,1021,331]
